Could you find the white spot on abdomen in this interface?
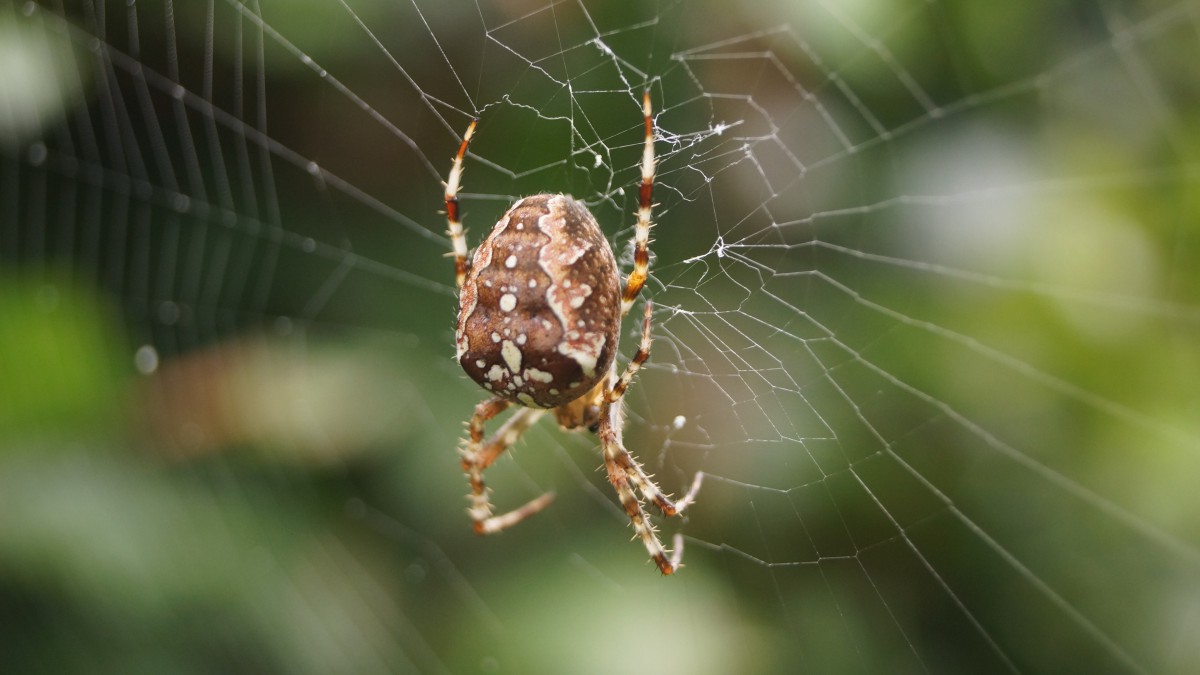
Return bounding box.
[558,333,605,378]
[568,283,593,309]
[500,294,517,312]
[501,340,522,373]
[525,368,554,384]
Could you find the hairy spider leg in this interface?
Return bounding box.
[600,300,702,574]
[445,119,476,289]
[608,300,655,403]
[462,398,554,535]
[620,89,657,317]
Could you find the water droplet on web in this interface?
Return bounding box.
[134,345,159,374]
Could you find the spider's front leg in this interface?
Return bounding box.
[598,399,699,575]
[461,397,554,535]
[599,302,703,574]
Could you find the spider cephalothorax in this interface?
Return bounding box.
[443,91,702,574]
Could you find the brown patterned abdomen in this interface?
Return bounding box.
[455,194,621,408]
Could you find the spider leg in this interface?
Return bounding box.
[462,398,554,535]
[612,450,704,517]
[607,302,704,516]
[445,119,477,289]
[599,411,679,574]
[620,89,656,317]
[597,302,700,574]
[609,300,654,403]
[599,399,696,575]
[474,406,548,470]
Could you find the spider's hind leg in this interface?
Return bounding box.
[445,119,477,289]
[620,89,657,317]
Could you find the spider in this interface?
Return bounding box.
[444,90,702,574]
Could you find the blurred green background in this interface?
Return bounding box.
[2,0,1199,673]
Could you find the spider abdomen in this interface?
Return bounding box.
[456,194,621,409]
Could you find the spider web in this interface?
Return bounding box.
[3,0,1200,673]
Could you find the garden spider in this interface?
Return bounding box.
[445,91,702,574]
